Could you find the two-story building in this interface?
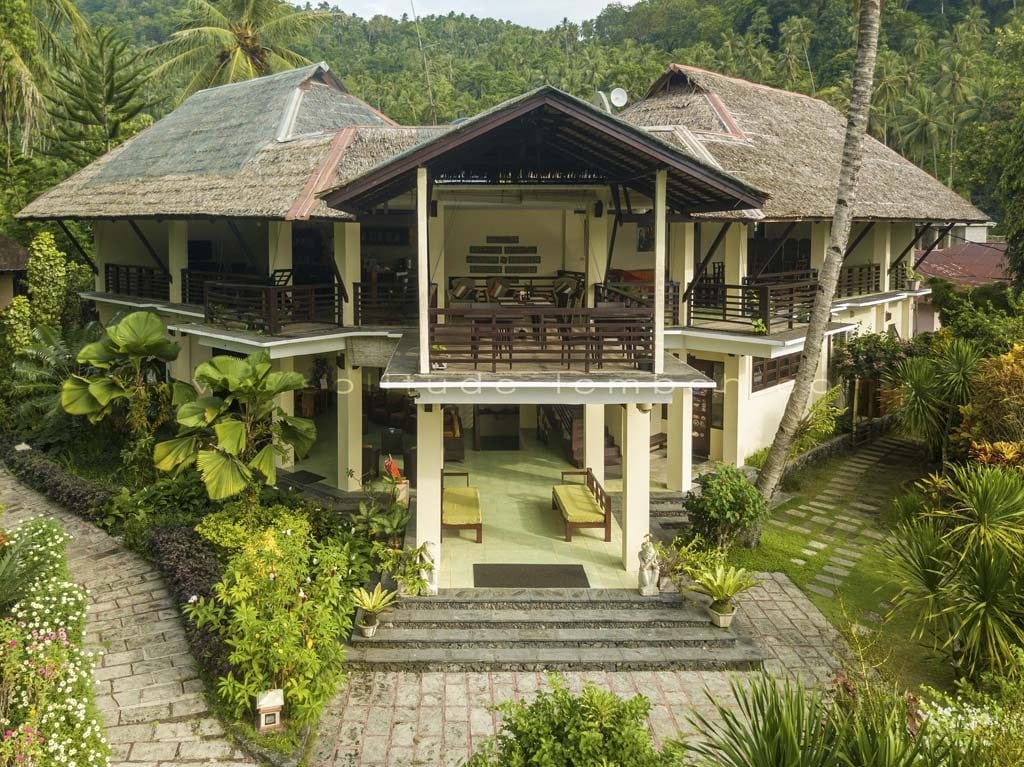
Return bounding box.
[19,63,985,588]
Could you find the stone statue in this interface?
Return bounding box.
[422,541,439,596]
[638,534,659,596]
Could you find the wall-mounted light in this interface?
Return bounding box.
[594,201,604,218]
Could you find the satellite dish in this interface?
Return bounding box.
[610,88,629,108]
[592,91,612,113]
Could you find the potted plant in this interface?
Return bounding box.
[686,564,760,628]
[373,542,434,596]
[352,583,399,638]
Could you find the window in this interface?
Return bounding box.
[752,353,801,392]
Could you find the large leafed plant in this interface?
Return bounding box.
[154,351,316,501]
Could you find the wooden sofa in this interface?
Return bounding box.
[551,468,611,542]
[441,470,482,543]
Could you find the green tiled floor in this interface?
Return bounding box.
[437,431,634,590]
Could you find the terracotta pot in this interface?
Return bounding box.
[708,604,736,629]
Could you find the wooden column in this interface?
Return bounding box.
[669,222,694,325]
[621,403,651,573]
[653,169,667,374]
[417,168,430,373]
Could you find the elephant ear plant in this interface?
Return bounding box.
[154,351,316,503]
[61,311,180,486]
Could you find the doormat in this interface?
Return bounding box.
[473,564,590,589]
[287,470,325,485]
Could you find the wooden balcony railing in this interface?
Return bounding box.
[104,263,169,301]
[205,282,343,335]
[836,264,881,297]
[181,268,263,305]
[593,281,681,325]
[686,280,817,335]
[353,281,436,325]
[429,305,655,373]
[744,268,819,286]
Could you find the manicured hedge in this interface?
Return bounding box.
[3,447,115,521]
[148,525,231,681]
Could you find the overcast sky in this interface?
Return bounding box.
[337,1,634,29]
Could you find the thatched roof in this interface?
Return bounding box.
[622,64,988,223]
[0,234,29,271]
[18,63,394,222]
[319,85,767,215]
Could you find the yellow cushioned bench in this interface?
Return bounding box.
[551,468,611,542]
[441,470,482,543]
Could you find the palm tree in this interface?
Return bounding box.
[150,0,333,99]
[779,16,816,92]
[754,0,883,508]
[897,85,950,177]
[0,0,88,152]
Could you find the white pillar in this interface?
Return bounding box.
[429,201,445,309]
[724,222,748,284]
[269,221,293,273]
[93,222,105,292]
[336,358,362,491]
[810,222,829,273]
[333,222,360,326]
[668,222,694,325]
[416,168,430,373]
[653,169,667,374]
[621,403,651,573]
[583,403,605,486]
[168,221,188,304]
[877,222,892,291]
[723,354,751,466]
[274,357,296,468]
[415,404,443,579]
[585,201,608,306]
[666,387,693,492]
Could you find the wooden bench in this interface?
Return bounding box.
[441,470,482,543]
[551,468,611,542]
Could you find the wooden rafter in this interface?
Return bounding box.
[888,223,932,272]
[681,222,732,304]
[752,221,797,279]
[913,223,955,271]
[56,221,97,274]
[128,220,171,281]
[841,221,875,262]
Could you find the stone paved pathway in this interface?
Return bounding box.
[0,466,255,767]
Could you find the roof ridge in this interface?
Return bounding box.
[667,63,828,105]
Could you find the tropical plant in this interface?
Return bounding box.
[47,28,156,164]
[351,582,399,627]
[61,311,179,486]
[755,0,883,502]
[958,344,1024,448]
[185,514,367,724]
[684,564,759,614]
[686,464,768,548]
[149,0,333,99]
[371,542,433,596]
[790,384,844,456]
[467,674,667,767]
[11,323,102,446]
[153,350,315,502]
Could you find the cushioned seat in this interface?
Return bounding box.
[552,485,604,523]
[441,470,482,542]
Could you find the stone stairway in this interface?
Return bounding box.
[346,588,767,672]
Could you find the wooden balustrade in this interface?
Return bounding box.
[593,281,681,325]
[204,282,342,335]
[103,263,169,301]
[429,305,655,373]
[836,264,881,297]
[181,269,262,305]
[353,282,437,325]
[686,280,817,335]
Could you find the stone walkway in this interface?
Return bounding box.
[0,466,255,767]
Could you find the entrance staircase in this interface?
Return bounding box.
[346,588,766,672]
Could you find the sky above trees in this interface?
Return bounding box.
[333,0,636,28]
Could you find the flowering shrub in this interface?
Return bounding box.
[833,332,915,381]
[0,518,110,767]
[184,513,370,725]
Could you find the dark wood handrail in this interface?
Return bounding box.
[686,279,816,335]
[104,263,169,301]
[204,281,343,334]
[593,280,681,325]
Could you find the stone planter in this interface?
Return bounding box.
[708,604,736,629]
[358,621,379,638]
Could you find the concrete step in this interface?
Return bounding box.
[380,606,711,629]
[351,626,738,649]
[345,640,765,672]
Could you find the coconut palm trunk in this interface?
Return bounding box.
[753,0,883,510]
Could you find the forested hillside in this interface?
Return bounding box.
[3,0,1024,257]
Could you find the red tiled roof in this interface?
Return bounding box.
[917,242,1009,288]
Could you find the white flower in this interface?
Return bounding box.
[187,595,199,604]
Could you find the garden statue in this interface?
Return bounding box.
[422,540,438,595]
[638,534,659,596]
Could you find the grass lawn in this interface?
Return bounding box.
[730,446,955,692]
